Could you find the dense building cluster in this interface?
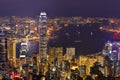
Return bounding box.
[0,14,120,80]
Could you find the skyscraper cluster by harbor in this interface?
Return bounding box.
[0,13,120,80]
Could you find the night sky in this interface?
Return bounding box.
[0,0,120,17]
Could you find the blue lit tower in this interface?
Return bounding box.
[39,12,48,61]
[104,41,120,77]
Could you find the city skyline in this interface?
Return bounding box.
[0,0,120,17]
[0,1,120,79]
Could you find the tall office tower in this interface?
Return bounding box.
[19,38,28,72]
[7,38,17,67]
[39,12,48,61]
[104,41,120,77]
[0,29,7,73]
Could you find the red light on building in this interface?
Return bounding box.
[113,32,118,40]
[14,74,20,78]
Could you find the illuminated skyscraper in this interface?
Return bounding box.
[7,38,17,67]
[39,12,48,61]
[19,38,28,72]
[104,41,120,77]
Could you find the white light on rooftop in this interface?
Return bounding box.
[109,43,112,46]
[40,12,46,16]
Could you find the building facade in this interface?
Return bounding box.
[0,30,8,74]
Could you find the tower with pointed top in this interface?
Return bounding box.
[39,12,48,61]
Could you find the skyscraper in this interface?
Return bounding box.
[0,29,7,74]
[38,12,48,76]
[39,12,48,61]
